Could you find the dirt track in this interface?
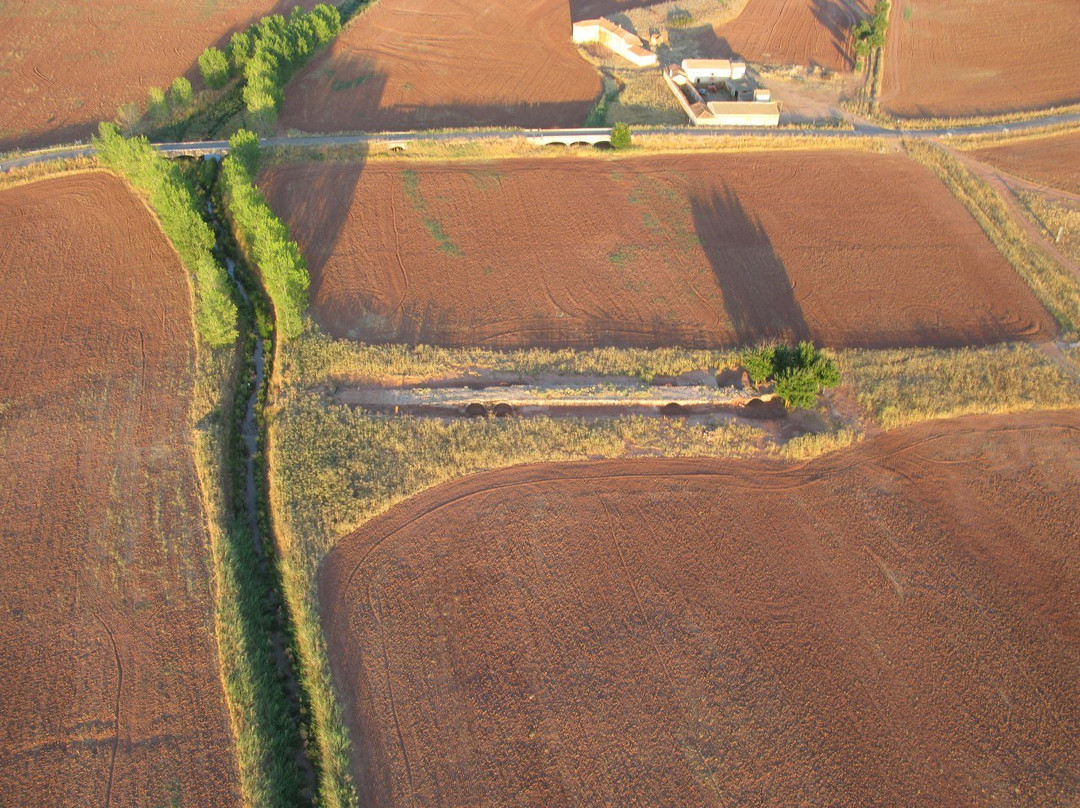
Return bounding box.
[972,132,1080,197]
[0,0,318,152]
[880,0,1080,118]
[261,151,1055,350]
[277,0,601,133]
[0,173,238,805]
[320,410,1080,807]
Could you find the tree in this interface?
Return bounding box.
[147,87,168,121]
[115,101,142,135]
[610,121,632,150]
[169,76,194,110]
[199,46,230,89]
[741,345,777,385]
[227,30,254,71]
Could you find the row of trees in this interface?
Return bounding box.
[851,1,890,61]
[220,130,310,339]
[93,123,238,347]
[741,341,841,409]
[194,5,341,122]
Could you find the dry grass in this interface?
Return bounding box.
[0,157,99,190]
[875,102,1080,132]
[290,329,739,387]
[265,131,889,167]
[949,120,1080,151]
[1017,191,1080,264]
[906,139,1080,338]
[837,344,1080,430]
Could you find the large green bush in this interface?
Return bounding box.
[610,121,632,150]
[220,129,310,340]
[93,123,237,348]
[740,341,840,408]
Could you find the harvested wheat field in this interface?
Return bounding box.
[277,0,601,133]
[0,173,238,805]
[881,0,1080,118]
[972,132,1080,197]
[0,0,316,151]
[261,151,1054,349]
[320,410,1080,807]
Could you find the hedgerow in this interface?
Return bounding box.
[92,123,237,347]
[226,5,342,122]
[220,129,310,340]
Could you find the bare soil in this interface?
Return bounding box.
[320,410,1080,807]
[0,173,239,805]
[575,0,870,72]
[277,0,602,133]
[260,151,1055,349]
[880,0,1080,118]
[972,132,1080,197]
[0,0,316,152]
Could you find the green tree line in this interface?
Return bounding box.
[93,122,238,348]
[219,129,310,339]
[197,4,341,122]
[852,1,890,60]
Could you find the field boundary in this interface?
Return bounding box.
[905,139,1080,338]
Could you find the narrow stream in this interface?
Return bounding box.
[206,193,317,802]
[225,256,266,549]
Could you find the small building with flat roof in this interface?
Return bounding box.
[681,58,747,82]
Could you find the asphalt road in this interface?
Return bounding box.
[2,109,1079,172]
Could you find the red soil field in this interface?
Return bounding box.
[277,0,602,133]
[261,151,1055,350]
[0,0,316,152]
[880,0,1080,118]
[320,411,1080,807]
[573,0,870,72]
[972,132,1080,197]
[0,173,238,805]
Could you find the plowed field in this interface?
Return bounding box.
[277,0,601,133]
[320,411,1080,807]
[972,132,1080,196]
[572,0,870,72]
[701,0,868,72]
[0,173,238,805]
[0,0,316,151]
[881,0,1080,118]
[261,151,1055,349]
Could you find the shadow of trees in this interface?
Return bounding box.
[690,186,811,346]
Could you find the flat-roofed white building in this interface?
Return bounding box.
[681,58,747,82]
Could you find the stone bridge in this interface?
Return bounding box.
[524,128,613,147]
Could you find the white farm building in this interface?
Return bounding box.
[572,18,658,67]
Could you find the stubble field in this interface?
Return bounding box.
[0,172,238,805]
[261,151,1054,350]
[320,411,1080,807]
[880,0,1080,118]
[0,0,316,152]
[277,0,601,133]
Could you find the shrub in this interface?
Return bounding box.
[199,46,230,89]
[170,76,194,110]
[666,8,694,28]
[740,341,840,408]
[610,121,632,150]
[741,345,776,384]
[93,122,237,348]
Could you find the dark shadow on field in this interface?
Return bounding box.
[660,25,733,63]
[691,187,811,346]
[810,0,861,69]
[257,143,370,316]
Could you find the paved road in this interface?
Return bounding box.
[3,110,1080,172]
